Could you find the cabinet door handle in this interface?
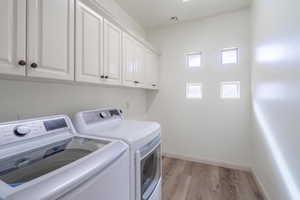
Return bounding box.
[152,84,157,87]
[105,76,109,79]
[100,75,105,79]
[18,60,27,66]
[30,63,38,69]
[134,81,139,84]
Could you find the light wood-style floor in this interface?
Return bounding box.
[162,157,265,200]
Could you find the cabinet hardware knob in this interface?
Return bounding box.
[152,84,156,87]
[30,63,38,68]
[134,81,139,84]
[105,76,109,79]
[18,60,26,66]
[100,75,105,79]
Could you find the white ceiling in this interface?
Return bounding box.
[114,0,252,29]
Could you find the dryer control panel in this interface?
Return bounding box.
[0,117,70,146]
[83,109,123,124]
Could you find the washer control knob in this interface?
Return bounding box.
[14,126,31,137]
[99,112,108,119]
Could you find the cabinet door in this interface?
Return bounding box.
[76,2,104,84]
[150,53,159,89]
[122,33,135,87]
[0,0,26,76]
[133,42,145,87]
[27,0,74,80]
[104,20,122,85]
[145,50,159,89]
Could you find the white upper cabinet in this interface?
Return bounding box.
[104,20,122,85]
[0,0,26,76]
[27,0,75,80]
[76,2,104,84]
[145,50,159,89]
[122,33,136,87]
[123,33,150,88]
[76,4,122,86]
[0,0,159,89]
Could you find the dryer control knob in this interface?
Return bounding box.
[99,112,108,119]
[14,126,31,137]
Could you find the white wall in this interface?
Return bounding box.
[94,0,146,39]
[0,79,147,122]
[251,0,300,199]
[147,9,252,169]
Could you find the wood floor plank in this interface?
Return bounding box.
[219,167,240,200]
[186,162,217,200]
[235,171,259,200]
[163,159,187,200]
[162,157,265,200]
[172,174,192,200]
[182,160,193,176]
[242,172,265,200]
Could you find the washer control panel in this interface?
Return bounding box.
[0,117,69,146]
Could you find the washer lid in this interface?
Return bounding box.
[0,137,127,200]
[0,137,107,188]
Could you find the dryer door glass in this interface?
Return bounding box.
[0,137,108,187]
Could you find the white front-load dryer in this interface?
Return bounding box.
[73,108,162,200]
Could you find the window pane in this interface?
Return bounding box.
[221,82,240,99]
[187,53,201,68]
[222,48,238,64]
[186,83,202,99]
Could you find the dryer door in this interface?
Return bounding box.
[137,137,161,200]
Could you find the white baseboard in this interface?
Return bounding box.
[163,152,251,172]
[251,169,271,200]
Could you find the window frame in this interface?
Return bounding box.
[221,48,239,65]
[186,52,202,68]
[186,82,203,99]
[220,81,241,99]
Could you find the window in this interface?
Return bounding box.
[221,48,238,64]
[186,53,201,68]
[221,82,240,99]
[186,83,202,99]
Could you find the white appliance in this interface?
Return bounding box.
[74,108,162,200]
[0,115,130,200]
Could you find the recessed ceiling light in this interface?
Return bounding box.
[182,0,192,2]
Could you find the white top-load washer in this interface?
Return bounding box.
[0,115,130,200]
[74,108,162,200]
